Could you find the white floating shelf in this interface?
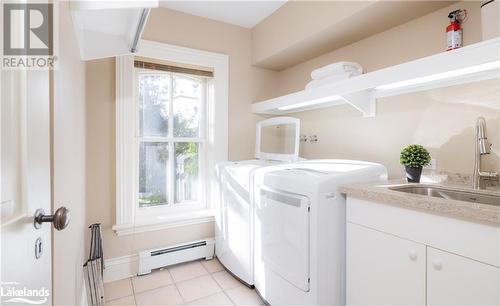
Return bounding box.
[252,37,500,117]
[70,1,159,61]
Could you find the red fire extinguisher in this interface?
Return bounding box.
[446,9,467,51]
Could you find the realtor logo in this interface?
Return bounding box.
[4,3,53,55]
[2,3,57,69]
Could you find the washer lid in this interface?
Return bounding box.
[217,160,283,192]
[255,117,300,162]
[255,159,387,194]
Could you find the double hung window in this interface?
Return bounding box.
[136,60,211,211]
[114,42,228,235]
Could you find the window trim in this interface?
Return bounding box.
[114,40,228,236]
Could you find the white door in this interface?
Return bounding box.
[427,247,500,305]
[346,223,426,306]
[1,68,52,304]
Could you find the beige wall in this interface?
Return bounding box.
[86,8,279,259]
[252,1,373,69]
[275,1,500,178]
[295,82,500,178]
[252,1,454,70]
[52,2,87,305]
[276,1,482,94]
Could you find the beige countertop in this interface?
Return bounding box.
[341,179,500,225]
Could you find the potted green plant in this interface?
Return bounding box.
[400,144,431,183]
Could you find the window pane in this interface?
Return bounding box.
[139,142,168,207]
[175,142,199,203]
[173,76,202,137]
[139,74,170,137]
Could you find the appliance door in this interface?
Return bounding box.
[257,186,310,292]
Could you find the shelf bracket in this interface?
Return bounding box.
[341,90,376,117]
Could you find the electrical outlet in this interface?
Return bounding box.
[424,158,437,170]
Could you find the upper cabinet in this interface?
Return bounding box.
[252,38,500,117]
[70,1,159,60]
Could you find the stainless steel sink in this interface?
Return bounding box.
[389,185,500,206]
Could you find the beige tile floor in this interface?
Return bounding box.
[104,258,265,306]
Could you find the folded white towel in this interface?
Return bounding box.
[310,61,363,80]
[305,71,361,90]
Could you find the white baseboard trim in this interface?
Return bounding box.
[104,254,139,283]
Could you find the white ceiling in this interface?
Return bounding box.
[159,1,287,28]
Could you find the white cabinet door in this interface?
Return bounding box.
[427,247,500,306]
[347,223,426,306]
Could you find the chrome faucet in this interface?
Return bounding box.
[473,117,498,189]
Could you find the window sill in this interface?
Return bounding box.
[112,209,215,236]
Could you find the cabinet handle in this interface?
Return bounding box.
[408,250,418,261]
[432,259,443,270]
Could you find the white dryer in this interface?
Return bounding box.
[215,117,301,286]
[253,160,387,305]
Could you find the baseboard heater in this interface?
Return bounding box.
[138,238,215,275]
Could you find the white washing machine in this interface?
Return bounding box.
[215,159,277,285]
[253,160,387,305]
[215,117,301,286]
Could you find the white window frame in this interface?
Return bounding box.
[134,70,207,216]
[113,40,228,236]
